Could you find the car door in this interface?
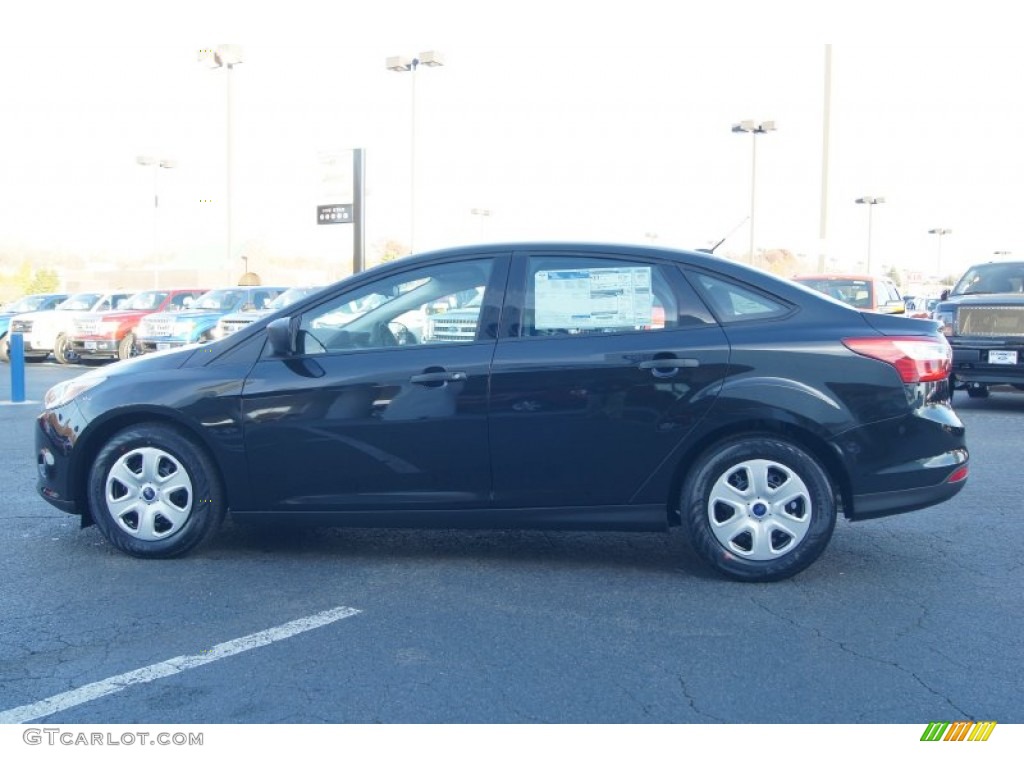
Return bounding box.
[488,249,731,509]
[241,255,509,512]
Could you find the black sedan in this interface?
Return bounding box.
[34,243,968,581]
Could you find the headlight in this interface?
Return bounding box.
[933,310,954,336]
[43,375,106,410]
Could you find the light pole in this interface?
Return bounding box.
[199,45,243,278]
[928,227,952,277]
[732,120,776,267]
[386,50,445,253]
[855,196,885,273]
[470,207,491,240]
[136,155,175,289]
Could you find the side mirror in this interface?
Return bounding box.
[940,289,950,300]
[267,316,300,357]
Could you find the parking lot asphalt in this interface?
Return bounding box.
[1,361,1022,724]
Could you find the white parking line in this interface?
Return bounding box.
[0,605,361,724]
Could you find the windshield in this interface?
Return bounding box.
[951,263,1024,296]
[794,278,873,309]
[5,295,57,313]
[123,291,168,310]
[194,289,244,311]
[269,286,321,310]
[57,293,102,311]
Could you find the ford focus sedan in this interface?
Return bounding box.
[34,243,968,581]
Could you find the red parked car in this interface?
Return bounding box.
[66,289,207,362]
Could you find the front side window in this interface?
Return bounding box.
[297,259,495,354]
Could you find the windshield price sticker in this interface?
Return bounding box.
[535,267,653,329]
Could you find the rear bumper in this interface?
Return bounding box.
[847,458,968,520]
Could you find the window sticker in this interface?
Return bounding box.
[535,267,654,329]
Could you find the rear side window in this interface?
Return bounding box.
[519,255,714,337]
[690,272,790,323]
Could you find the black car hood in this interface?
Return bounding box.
[99,346,197,378]
[943,292,1024,306]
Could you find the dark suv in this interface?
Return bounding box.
[933,260,1024,398]
[34,243,967,582]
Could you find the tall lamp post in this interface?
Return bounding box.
[199,45,243,277]
[136,155,175,289]
[386,50,445,253]
[855,195,885,273]
[732,119,776,267]
[928,227,952,277]
[470,207,491,240]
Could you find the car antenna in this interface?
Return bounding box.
[697,216,750,254]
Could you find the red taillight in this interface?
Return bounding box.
[842,336,952,383]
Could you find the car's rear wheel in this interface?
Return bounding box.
[87,423,225,558]
[681,436,836,582]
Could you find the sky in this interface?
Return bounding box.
[1,3,1022,286]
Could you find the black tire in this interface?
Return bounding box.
[966,384,990,399]
[87,423,225,558]
[681,435,837,582]
[53,332,77,365]
[117,332,138,360]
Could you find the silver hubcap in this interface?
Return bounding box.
[707,458,812,561]
[105,447,194,541]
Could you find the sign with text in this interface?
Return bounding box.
[317,204,353,225]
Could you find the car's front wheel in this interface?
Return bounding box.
[681,436,837,582]
[53,332,78,364]
[117,332,140,360]
[87,423,225,558]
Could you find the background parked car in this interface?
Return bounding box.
[135,285,286,353]
[933,260,1024,398]
[212,285,324,340]
[68,289,208,362]
[35,243,966,582]
[4,291,132,363]
[0,292,69,362]
[791,274,906,314]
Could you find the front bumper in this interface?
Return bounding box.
[950,339,1024,386]
[137,338,191,353]
[69,337,119,359]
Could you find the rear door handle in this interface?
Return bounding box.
[409,371,468,384]
[637,358,699,370]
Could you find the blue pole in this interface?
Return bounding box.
[10,332,25,403]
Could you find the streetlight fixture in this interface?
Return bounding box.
[386,50,445,253]
[732,120,776,267]
[136,155,175,289]
[854,196,885,273]
[199,45,243,277]
[470,207,491,240]
[928,227,952,276]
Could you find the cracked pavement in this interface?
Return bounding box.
[1,363,1021,723]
